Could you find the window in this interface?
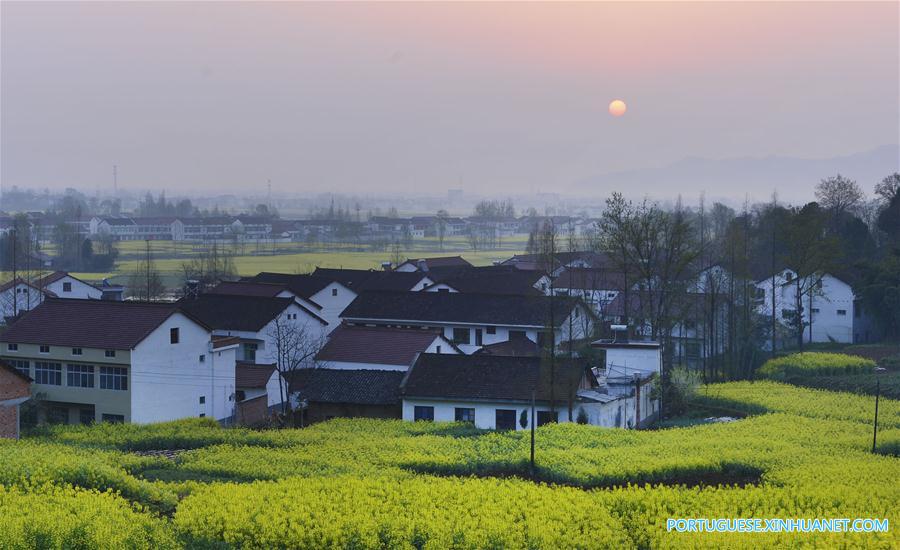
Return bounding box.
[199,354,206,363]
[199,396,205,404]
[243,342,258,362]
[34,362,62,385]
[170,327,180,344]
[7,343,17,351]
[72,348,83,356]
[102,414,124,424]
[537,410,558,426]
[486,326,496,335]
[413,406,434,421]
[784,272,793,282]
[63,282,72,292]
[455,407,475,423]
[67,364,95,388]
[99,367,128,390]
[781,309,796,320]
[105,350,116,358]
[199,413,206,418]
[810,308,820,314]
[475,329,483,347]
[331,288,338,297]
[837,309,847,316]
[39,345,50,354]
[435,346,442,353]
[235,390,246,402]
[815,279,823,289]
[495,409,517,431]
[7,359,29,377]
[452,328,470,345]
[509,330,526,340]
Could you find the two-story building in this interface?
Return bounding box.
[0,299,238,424]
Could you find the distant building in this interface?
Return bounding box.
[314,325,458,371]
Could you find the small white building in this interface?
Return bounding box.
[36,272,103,301]
[0,279,54,322]
[315,325,459,370]
[754,269,855,345]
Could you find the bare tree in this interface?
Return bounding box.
[874,172,900,205]
[180,241,237,292]
[815,174,864,216]
[128,241,165,301]
[266,317,328,418]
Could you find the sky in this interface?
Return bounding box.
[1,1,898,201]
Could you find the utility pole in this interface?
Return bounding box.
[145,239,151,302]
[530,389,536,477]
[10,228,17,317]
[872,379,881,453]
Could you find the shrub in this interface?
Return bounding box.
[759,352,876,379]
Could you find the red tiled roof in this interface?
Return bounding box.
[236,362,276,388]
[315,325,447,366]
[0,298,200,349]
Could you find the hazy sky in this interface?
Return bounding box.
[2,1,898,199]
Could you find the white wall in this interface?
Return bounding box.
[602,347,662,377]
[130,313,236,423]
[44,276,102,300]
[310,282,357,333]
[755,271,854,344]
[0,284,47,320]
[402,398,558,430]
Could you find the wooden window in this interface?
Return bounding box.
[66,364,95,388]
[455,407,475,423]
[413,406,434,421]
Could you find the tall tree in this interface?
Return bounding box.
[815,174,864,217]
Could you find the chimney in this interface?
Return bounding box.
[610,324,629,344]
[381,261,392,272]
[417,259,429,272]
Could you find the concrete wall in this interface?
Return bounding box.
[402,398,560,430]
[131,313,236,423]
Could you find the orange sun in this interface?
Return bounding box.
[609,99,627,117]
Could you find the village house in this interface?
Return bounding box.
[312,267,435,292]
[753,269,856,345]
[395,256,473,272]
[0,361,31,439]
[552,267,626,316]
[400,354,597,429]
[286,368,405,424]
[339,290,596,354]
[242,272,358,330]
[234,362,288,425]
[35,271,103,300]
[0,299,238,424]
[423,265,552,296]
[177,294,328,364]
[0,278,55,322]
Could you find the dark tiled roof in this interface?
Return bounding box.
[315,325,447,366]
[178,294,321,332]
[286,368,404,405]
[245,272,334,300]
[431,266,546,296]
[236,362,276,388]
[310,268,429,292]
[474,334,541,357]
[554,268,626,291]
[399,256,472,269]
[210,281,289,298]
[0,299,190,349]
[341,291,583,328]
[402,354,593,403]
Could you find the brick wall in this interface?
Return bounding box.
[235,394,269,426]
[0,366,30,439]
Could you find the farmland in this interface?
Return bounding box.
[2,381,898,549]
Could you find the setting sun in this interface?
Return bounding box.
[609,99,627,117]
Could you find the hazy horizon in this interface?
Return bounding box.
[2,2,898,202]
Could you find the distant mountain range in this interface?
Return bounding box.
[572,144,900,203]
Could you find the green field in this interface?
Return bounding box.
[13,236,530,286]
[2,381,898,548]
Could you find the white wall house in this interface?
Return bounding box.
[0,299,239,424]
[314,325,459,371]
[754,270,855,345]
[37,272,102,300]
[0,279,53,322]
[340,291,595,355]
